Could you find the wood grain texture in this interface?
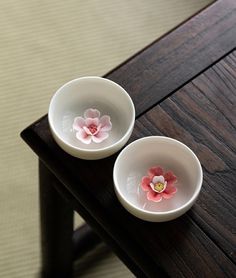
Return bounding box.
[106,0,236,116]
[21,51,236,277]
[134,50,236,267]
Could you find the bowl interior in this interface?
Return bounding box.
[114,137,202,213]
[49,77,134,151]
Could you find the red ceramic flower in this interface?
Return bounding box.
[73,108,112,144]
[141,166,177,202]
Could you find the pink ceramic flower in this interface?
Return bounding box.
[141,166,177,202]
[73,108,112,144]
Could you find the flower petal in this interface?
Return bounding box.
[165,186,177,195]
[84,108,100,119]
[73,117,85,131]
[141,176,151,191]
[100,115,112,131]
[147,191,162,202]
[149,182,155,191]
[76,129,92,144]
[83,126,92,135]
[152,175,165,184]
[164,171,177,186]
[162,192,174,199]
[148,166,164,178]
[92,131,109,143]
[85,117,99,127]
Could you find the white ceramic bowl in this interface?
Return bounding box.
[49,77,135,160]
[113,136,203,222]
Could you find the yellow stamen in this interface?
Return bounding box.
[154,182,164,192]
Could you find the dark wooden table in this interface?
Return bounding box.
[21,1,236,277]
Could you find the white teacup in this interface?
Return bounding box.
[113,136,203,222]
[49,76,135,160]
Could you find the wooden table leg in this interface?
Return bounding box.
[73,224,102,260]
[39,160,73,278]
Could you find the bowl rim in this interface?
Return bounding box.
[113,136,203,216]
[48,76,135,154]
